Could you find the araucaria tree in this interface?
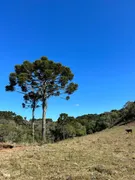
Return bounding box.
[6,56,78,142]
[22,91,40,142]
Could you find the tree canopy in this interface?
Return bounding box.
[6,56,78,142]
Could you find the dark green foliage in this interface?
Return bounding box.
[0,111,32,143]
[53,114,86,141]
[14,115,24,125]
[54,123,76,141]
[1,100,135,143]
[76,114,98,134]
[6,56,78,142]
[73,122,86,136]
[94,119,108,132]
[31,118,56,143]
[0,111,16,120]
[122,101,135,121]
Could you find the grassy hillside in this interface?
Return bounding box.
[0,124,135,180]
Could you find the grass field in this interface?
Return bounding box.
[0,124,135,180]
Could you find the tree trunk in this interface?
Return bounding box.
[32,108,35,143]
[42,98,47,143]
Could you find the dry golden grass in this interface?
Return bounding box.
[0,124,135,180]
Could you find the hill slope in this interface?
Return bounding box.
[0,124,135,180]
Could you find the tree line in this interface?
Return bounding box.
[0,101,135,143]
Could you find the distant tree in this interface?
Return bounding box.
[109,110,120,127]
[74,122,86,136]
[58,113,68,123]
[46,118,53,123]
[57,113,69,140]
[0,111,16,120]
[46,121,56,143]
[122,101,135,122]
[76,114,98,134]
[14,115,24,125]
[95,117,108,132]
[64,124,76,138]
[6,57,78,142]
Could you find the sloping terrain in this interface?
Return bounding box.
[0,124,135,180]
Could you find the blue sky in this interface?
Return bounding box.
[0,0,135,120]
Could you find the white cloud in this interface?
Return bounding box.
[75,104,80,107]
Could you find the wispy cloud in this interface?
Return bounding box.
[75,104,80,107]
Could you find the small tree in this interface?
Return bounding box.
[22,91,40,142]
[6,57,78,142]
[57,113,68,140]
[14,115,24,125]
